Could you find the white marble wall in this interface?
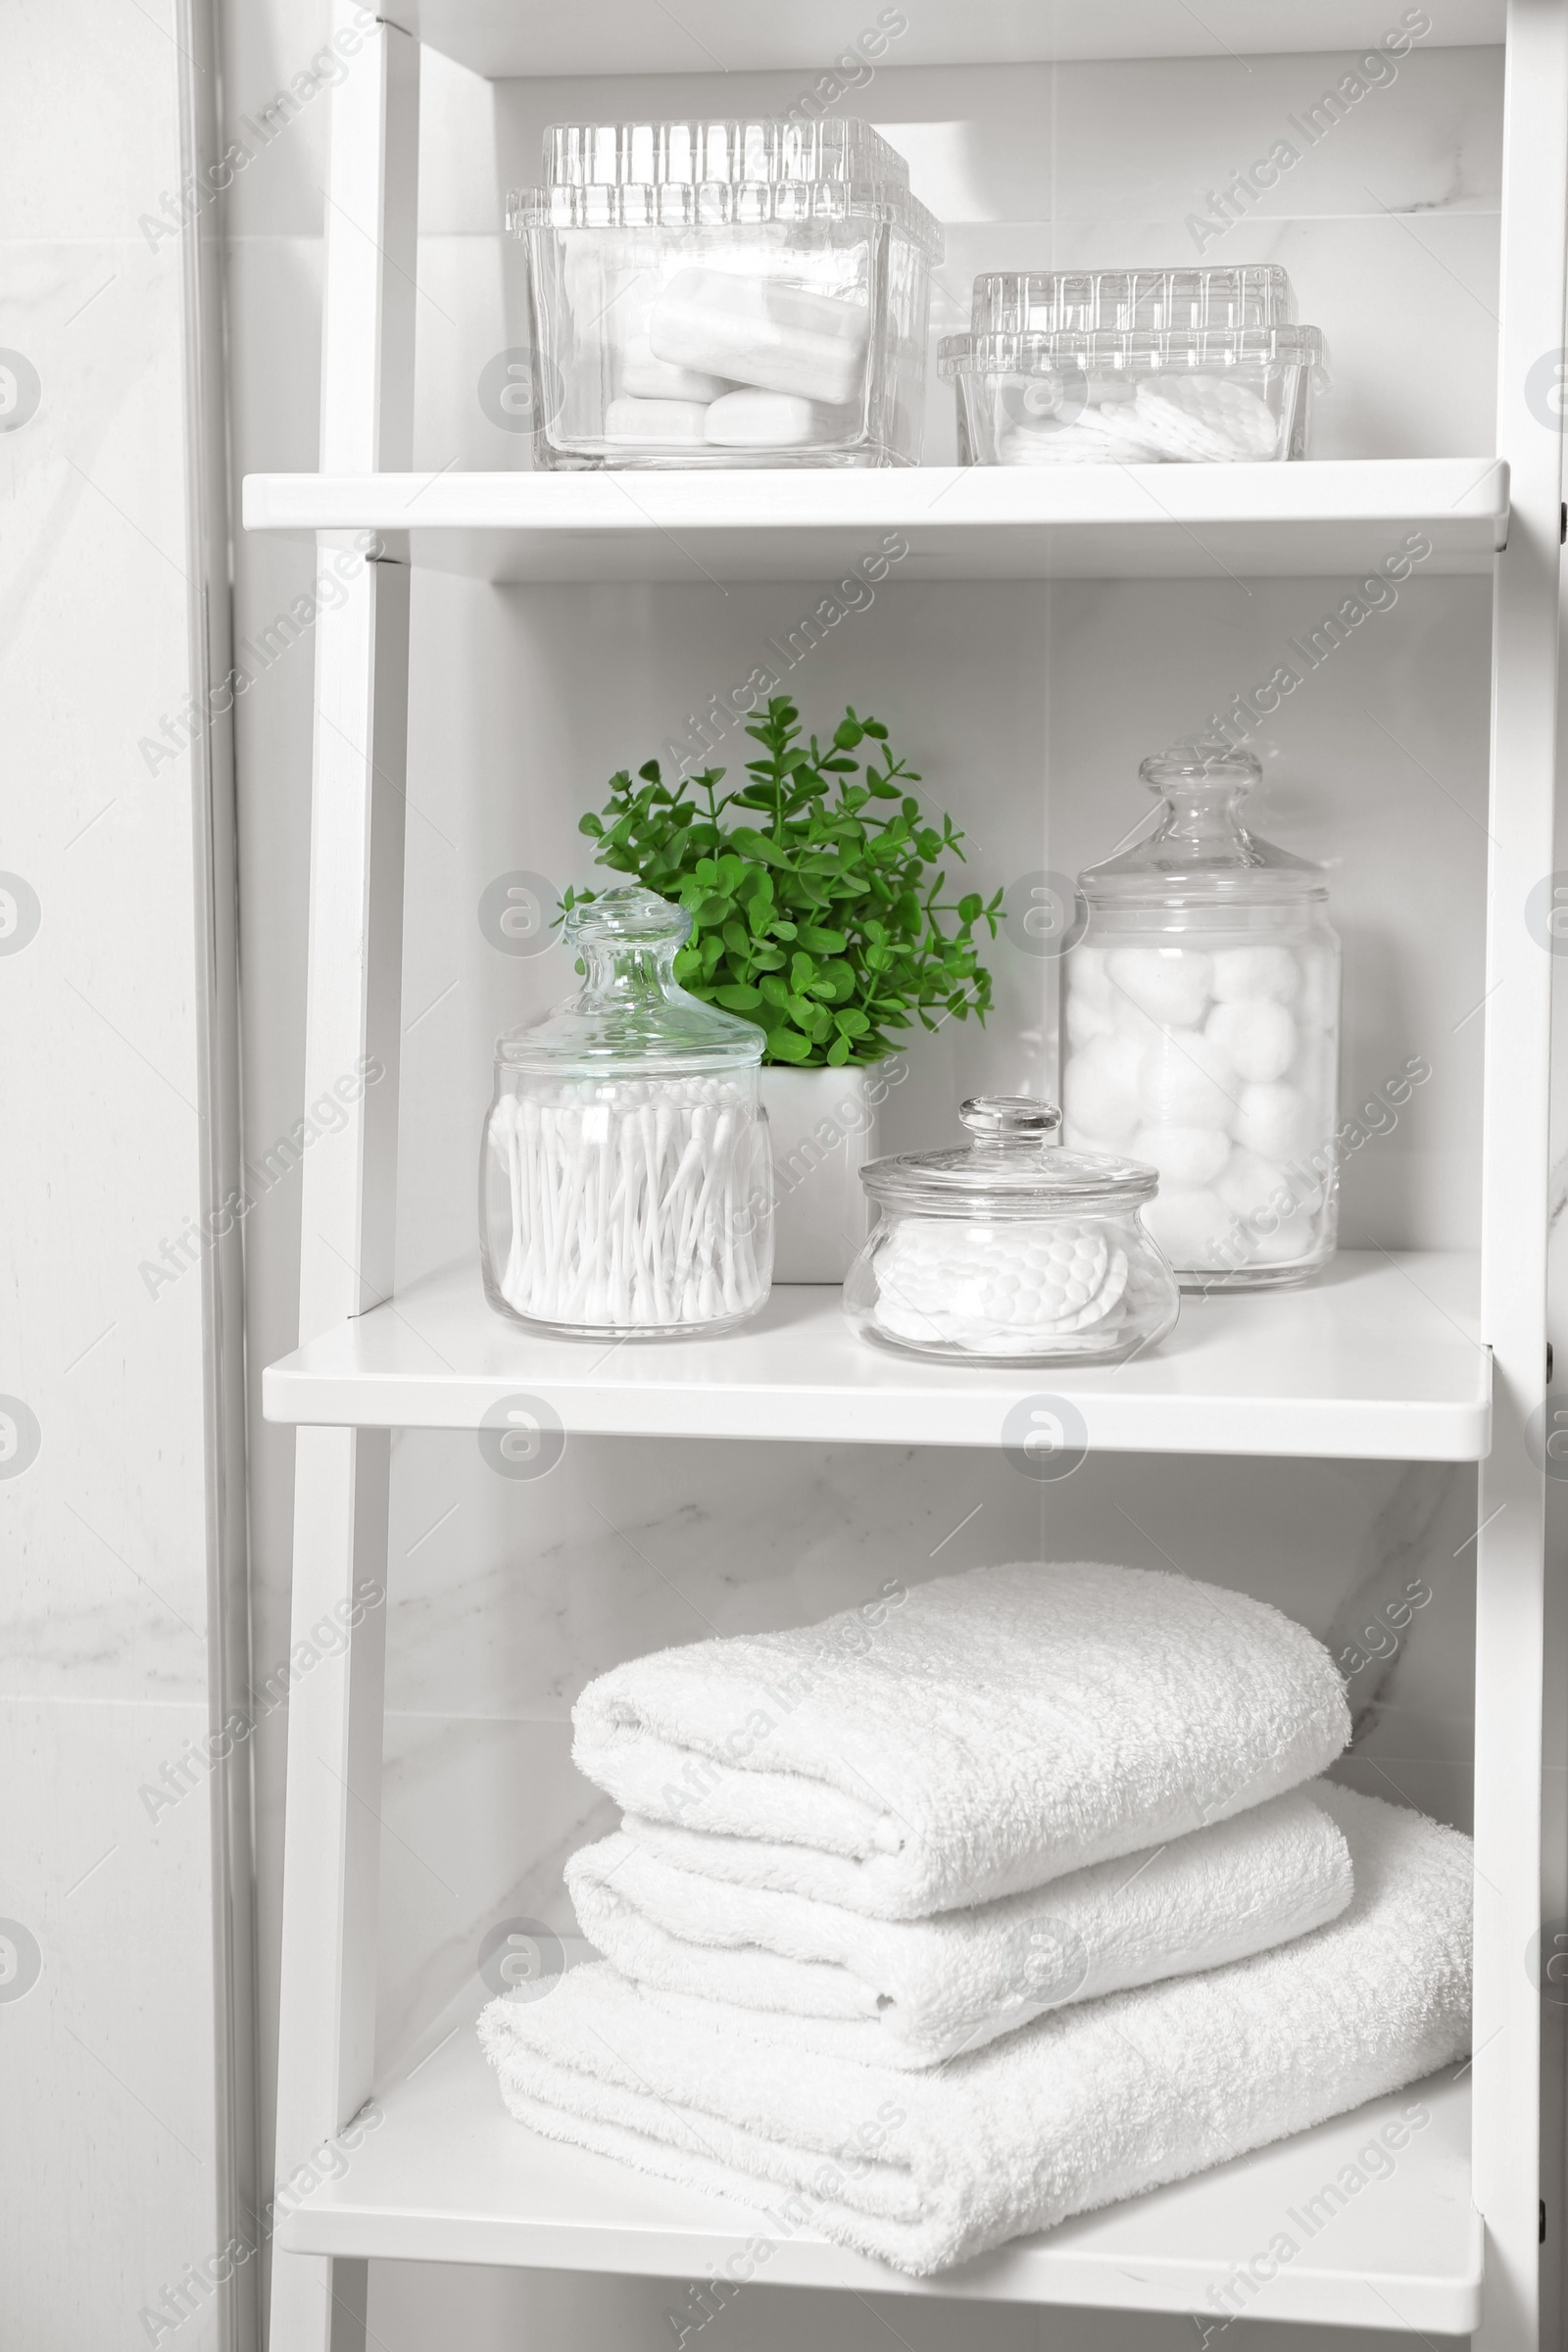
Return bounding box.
[225,17,1503,2349]
[0,3,230,2346]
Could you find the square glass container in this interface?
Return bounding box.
[938,324,1322,465]
[509,117,942,469]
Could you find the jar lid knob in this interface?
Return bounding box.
[959,1095,1062,1142]
[564,883,691,947]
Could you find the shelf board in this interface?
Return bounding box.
[275,2028,1480,2330]
[263,1250,1489,1459]
[399,0,1505,77]
[241,461,1507,587]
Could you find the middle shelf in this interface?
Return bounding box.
[240,459,1509,585]
[264,1249,1489,1459]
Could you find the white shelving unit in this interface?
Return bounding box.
[248,7,1566,2350]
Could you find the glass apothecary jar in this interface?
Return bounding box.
[843,1096,1179,1364]
[1060,753,1341,1289]
[509,118,941,469]
[480,887,773,1337]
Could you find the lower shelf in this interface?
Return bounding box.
[275,2029,1482,2329]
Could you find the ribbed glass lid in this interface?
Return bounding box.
[1080,752,1327,908]
[496,886,765,1070]
[861,1097,1157,1213]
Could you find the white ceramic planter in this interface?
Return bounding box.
[760,1060,903,1283]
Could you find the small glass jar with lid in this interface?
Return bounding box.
[843,1096,1179,1364]
[480,886,773,1337]
[1060,752,1340,1289]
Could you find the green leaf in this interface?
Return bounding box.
[797,924,847,954]
[713,983,763,1010]
[729,826,794,869]
[768,1027,812,1063]
[578,813,605,838]
[826,1033,852,1065]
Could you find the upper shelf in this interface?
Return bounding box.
[275,2028,1481,2332]
[264,1250,1490,1460]
[399,0,1505,77]
[242,460,1508,587]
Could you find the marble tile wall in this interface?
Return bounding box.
[1,2,231,2345]
[224,17,1504,2348]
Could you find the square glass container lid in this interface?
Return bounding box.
[510,116,942,256]
[861,1097,1158,1213]
[970,266,1297,333]
[540,117,910,190]
[937,324,1322,376]
[1080,752,1328,908]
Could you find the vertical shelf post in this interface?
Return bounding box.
[1477,7,1568,2352]
[267,12,419,2352]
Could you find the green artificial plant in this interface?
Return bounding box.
[564,697,1002,1067]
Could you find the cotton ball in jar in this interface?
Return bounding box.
[1205,998,1297,1085]
[1211,946,1299,1004]
[1106,988,1167,1054]
[1217,1147,1308,1221]
[1106,947,1213,1029]
[1141,1187,1229,1267]
[1132,1125,1232,1187]
[1296,954,1339,1031]
[1234,1081,1307,1161]
[1062,1034,1143,1143]
[1066,990,1115,1049]
[1250,1213,1317,1265]
[1070,947,1111,1005]
[1137,1032,1238,1132]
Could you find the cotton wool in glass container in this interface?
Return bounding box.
[843,1096,1179,1364]
[1061,752,1341,1289]
[479,887,772,1338]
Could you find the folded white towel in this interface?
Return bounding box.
[568,1786,1353,2068]
[573,1561,1350,1916]
[481,1787,1471,2277]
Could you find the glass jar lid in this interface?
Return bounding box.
[860,1096,1157,1214]
[968,264,1297,334]
[1079,751,1327,909]
[495,885,764,1072]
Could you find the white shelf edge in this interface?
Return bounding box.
[399,0,1506,79]
[238,462,1508,585]
[261,1251,1492,1461]
[272,2031,1483,2331]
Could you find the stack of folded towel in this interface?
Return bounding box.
[480,1560,1473,2276]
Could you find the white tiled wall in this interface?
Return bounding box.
[0,3,230,2345]
[224,15,1504,2349]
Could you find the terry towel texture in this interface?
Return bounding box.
[568,1786,1353,2068]
[481,1787,1472,2276]
[572,1560,1351,1915]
